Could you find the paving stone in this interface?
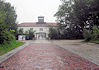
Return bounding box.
[0,43,99,70]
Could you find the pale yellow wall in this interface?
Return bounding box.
[18,27,50,37]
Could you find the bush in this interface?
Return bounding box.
[29,32,35,40]
[92,26,99,40]
[49,27,60,39]
[18,28,24,35]
[83,29,92,42]
[0,23,15,44]
[25,30,35,40]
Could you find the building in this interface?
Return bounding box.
[18,16,57,39]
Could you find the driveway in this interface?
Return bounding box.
[51,40,99,65]
[0,40,99,70]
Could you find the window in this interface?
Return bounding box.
[40,28,43,31]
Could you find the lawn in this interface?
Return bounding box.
[82,39,99,43]
[0,40,24,56]
[90,40,99,43]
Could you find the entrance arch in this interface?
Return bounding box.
[36,32,46,39]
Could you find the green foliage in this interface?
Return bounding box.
[10,30,15,33]
[0,23,15,44]
[0,1,18,38]
[18,28,24,35]
[83,29,92,41]
[0,11,6,23]
[54,0,99,40]
[28,29,35,40]
[92,26,99,40]
[0,40,24,55]
[0,1,17,44]
[83,26,99,42]
[3,2,17,31]
[90,40,99,43]
[49,27,60,39]
[18,29,35,40]
[25,31,29,35]
[91,0,99,26]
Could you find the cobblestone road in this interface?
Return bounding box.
[0,42,99,70]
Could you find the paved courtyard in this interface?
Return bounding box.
[0,40,99,70]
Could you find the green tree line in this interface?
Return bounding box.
[0,0,17,44]
[49,0,99,41]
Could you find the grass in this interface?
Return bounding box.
[90,40,99,43]
[0,40,24,56]
[82,39,99,43]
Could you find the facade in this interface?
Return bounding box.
[18,16,57,39]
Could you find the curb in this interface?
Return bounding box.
[0,43,29,64]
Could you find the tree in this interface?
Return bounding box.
[28,29,35,40]
[54,0,99,40]
[83,29,92,41]
[18,28,24,35]
[92,26,99,40]
[0,1,15,44]
[49,27,60,39]
[55,0,84,39]
[0,22,15,44]
[0,1,17,37]
[90,0,99,26]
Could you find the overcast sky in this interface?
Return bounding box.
[5,0,61,23]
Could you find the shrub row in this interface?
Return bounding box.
[83,26,99,42]
[0,23,15,44]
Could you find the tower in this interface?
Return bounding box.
[38,16,44,22]
[37,16,46,24]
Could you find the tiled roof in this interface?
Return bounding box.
[18,22,58,27]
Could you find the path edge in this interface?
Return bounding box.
[0,43,29,64]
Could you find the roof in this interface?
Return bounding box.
[18,22,58,27]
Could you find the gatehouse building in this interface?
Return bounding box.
[18,16,57,39]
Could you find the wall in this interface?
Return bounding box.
[18,26,50,38]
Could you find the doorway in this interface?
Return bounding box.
[36,32,46,39]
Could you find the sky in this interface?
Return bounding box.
[5,0,61,24]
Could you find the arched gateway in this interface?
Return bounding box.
[18,16,57,39]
